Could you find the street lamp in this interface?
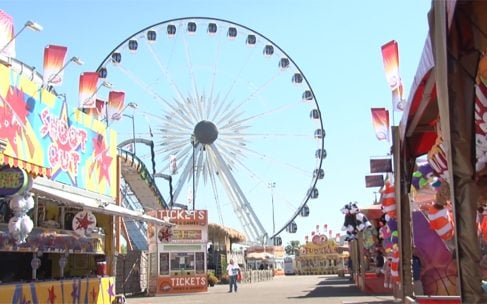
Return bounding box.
[268,182,276,234]
[0,20,43,54]
[108,101,137,123]
[122,113,136,155]
[190,134,198,210]
[81,80,112,110]
[45,56,84,87]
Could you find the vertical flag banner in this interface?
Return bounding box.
[381,40,404,111]
[0,10,15,57]
[107,91,125,122]
[43,45,68,86]
[371,107,390,141]
[78,72,99,108]
[85,98,106,119]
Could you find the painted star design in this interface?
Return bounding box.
[49,99,78,185]
[89,134,113,186]
[107,281,115,297]
[158,227,173,242]
[1,87,34,157]
[75,212,95,231]
[47,285,56,304]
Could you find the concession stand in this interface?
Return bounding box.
[295,234,346,276]
[392,1,487,303]
[0,57,169,303]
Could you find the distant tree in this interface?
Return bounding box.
[285,240,301,256]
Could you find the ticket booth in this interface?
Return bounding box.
[147,209,208,295]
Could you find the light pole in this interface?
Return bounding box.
[122,113,136,155]
[0,20,43,54]
[45,56,84,87]
[268,182,276,234]
[190,134,197,210]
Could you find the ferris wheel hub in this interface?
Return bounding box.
[193,120,218,145]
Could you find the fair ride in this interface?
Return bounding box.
[96,17,325,244]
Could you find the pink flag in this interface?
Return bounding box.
[43,45,68,86]
[85,98,106,119]
[371,108,390,141]
[78,72,99,108]
[0,10,15,57]
[381,40,404,111]
[107,91,125,122]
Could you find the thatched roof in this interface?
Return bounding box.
[208,223,246,243]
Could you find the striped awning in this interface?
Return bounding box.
[0,153,51,177]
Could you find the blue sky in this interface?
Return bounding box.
[2,0,432,246]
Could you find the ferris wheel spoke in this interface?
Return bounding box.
[180,26,200,104]
[207,164,225,226]
[145,41,188,105]
[219,71,283,124]
[208,144,266,241]
[170,149,195,205]
[110,63,196,126]
[206,144,256,239]
[221,101,305,131]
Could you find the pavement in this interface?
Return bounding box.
[125,275,399,304]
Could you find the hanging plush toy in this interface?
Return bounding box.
[411,163,441,191]
[8,192,35,244]
[350,202,372,232]
[340,203,357,241]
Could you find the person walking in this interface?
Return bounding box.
[226,259,241,293]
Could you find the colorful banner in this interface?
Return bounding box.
[371,107,390,141]
[0,10,15,57]
[381,40,404,111]
[0,64,118,197]
[79,72,99,108]
[85,98,106,120]
[43,44,68,86]
[106,90,125,122]
[0,277,116,304]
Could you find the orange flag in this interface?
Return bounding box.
[381,40,404,111]
[371,108,390,141]
[106,91,125,123]
[43,45,68,86]
[78,72,99,108]
[0,10,15,57]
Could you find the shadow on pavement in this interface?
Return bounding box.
[288,276,394,303]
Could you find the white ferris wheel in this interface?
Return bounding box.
[97,17,326,244]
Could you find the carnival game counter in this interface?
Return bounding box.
[0,276,116,304]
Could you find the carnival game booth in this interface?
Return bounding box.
[392,1,487,302]
[0,57,170,303]
[146,209,209,295]
[296,234,346,276]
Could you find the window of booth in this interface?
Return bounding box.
[170,252,195,275]
[163,252,205,276]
